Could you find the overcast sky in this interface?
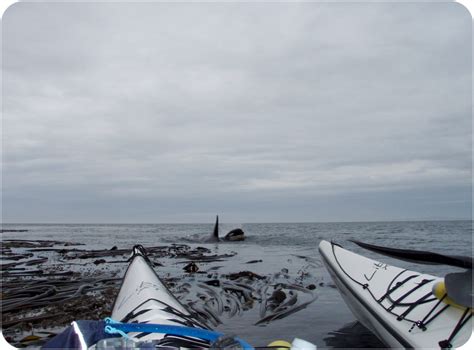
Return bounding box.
[2,2,472,223]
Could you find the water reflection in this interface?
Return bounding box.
[323,321,385,349]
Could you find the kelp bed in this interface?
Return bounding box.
[1,239,319,348]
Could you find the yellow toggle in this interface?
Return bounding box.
[432,281,473,311]
[267,340,292,349]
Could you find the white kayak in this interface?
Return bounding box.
[319,240,472,349]
[109,245,213,347]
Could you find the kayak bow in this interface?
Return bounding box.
[319,240,472,349]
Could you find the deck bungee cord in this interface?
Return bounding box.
[331,241,433,324]
[324,240,472,348]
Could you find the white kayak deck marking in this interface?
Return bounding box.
[364,262,388,281]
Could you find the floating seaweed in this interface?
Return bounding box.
[1,238,320,347]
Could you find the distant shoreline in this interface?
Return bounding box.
[1,219,472,226]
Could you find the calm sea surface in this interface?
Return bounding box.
[2,220,472,348]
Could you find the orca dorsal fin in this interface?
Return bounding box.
[212,215,219,240]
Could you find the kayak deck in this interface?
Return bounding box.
[319,240,472,349]
[111,246,210,344]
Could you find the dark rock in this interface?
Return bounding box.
[270,290,286,303]
[227,271,264,280]
[307,284,316,290]
[183,262,199,273]
[204,279,220,287]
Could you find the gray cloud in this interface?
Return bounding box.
[2,2,471,223]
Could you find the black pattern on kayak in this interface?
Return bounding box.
[319,240,472,349]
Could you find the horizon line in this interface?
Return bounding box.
[2,218,471,225]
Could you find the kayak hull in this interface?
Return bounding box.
[319,240,472,349]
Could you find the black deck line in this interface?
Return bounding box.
[319,244,414,349]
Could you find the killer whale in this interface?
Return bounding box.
[204,215,220,242]
[212,215,219,241]
[224,228,245,241]
[207,215,245,242]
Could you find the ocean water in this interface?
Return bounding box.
[2,220,472,348]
